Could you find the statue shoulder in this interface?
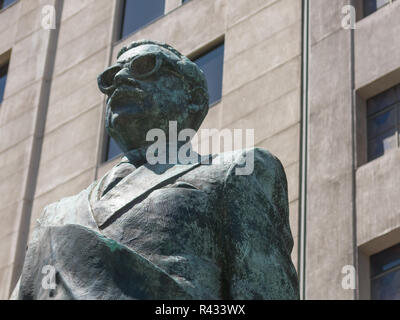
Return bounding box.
[36,182,96,227]
[209,147,285,180]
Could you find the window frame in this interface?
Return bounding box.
[191,41,225,108]
[370,243,400,300]
[117,0,166,41]
[0,60,9,105]
[366,85,400,162]
[357,0,396,20]
[0,0,18,12]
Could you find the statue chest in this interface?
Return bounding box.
[100,186,224,262]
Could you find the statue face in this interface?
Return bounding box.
[98,44,193,152]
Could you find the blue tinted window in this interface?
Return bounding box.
[367,84,400,162]
[367,127,397,161]
[367,109,396,140]
[119,0,165,40]
[371,243,400,300]
[0,0,17,10]
[363,0,392,17]
[367,86,398,116]
[105,136,122,161]
[193,43,224,106]
[0,62,9,104]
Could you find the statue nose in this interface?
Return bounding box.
[98,65,120,95]
[114,69,129,86]
[114,69,136,87]
[98,66,141,96]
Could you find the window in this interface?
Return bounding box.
[363,0,395,17]
[0,0,17,10]
[119,0,165,40]
[370,243,400,300]
[0,61,9,104]
[105,137,122,162]
[366,84,400,161]
[193,43,224,106]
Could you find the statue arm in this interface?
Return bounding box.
[15,223,193,300]
[222,148,299,299]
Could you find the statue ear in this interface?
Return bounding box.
[188,87,209,114]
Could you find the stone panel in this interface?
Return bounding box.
[226,88,300,145]
[0,108,36,153]
[48,49,107,106]
[225,0,301,61]
[0,82,41,126]
[57,0,111,48]
[35,136,98,197]
[223,21,301,95]
[53,20,110,76]
[221,57,300,127]
[40,105,100,164]
[227,0,278,27]
[258,123,300,168]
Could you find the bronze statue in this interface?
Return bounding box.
[12,40,298,300]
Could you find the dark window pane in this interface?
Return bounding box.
[396,84,400,101]
[398,104,400,126]
[370,243,400,300]
[0,62,9,104]
[120,0,165,39]
[371,243,400,277]
[367,86,398,116]
[194,43,224,106]
[0,0,17,10]
[363,0,391,17]
[106,136,122,161]
[367,108,396,140]
[371,268,400,300]
[367,127,397,161]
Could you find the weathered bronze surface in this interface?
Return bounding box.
[12,40,299,300]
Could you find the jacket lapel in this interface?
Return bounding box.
[90,160,204,229]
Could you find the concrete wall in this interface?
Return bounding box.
[307,0,355,299]
[0,0,302,299]
[354,1,400,299]
[306,0,400,299]
[0,0,62,299]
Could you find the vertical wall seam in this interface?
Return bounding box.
[299,0,309,301]
[350,6,359,300]
[9,0,64,297]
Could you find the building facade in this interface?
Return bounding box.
[0,0,399,300]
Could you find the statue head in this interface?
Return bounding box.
[97,40,209,153]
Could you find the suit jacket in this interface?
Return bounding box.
[12,148,299,300]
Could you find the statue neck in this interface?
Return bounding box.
[123,146,148,168]
[123,142,198,167]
